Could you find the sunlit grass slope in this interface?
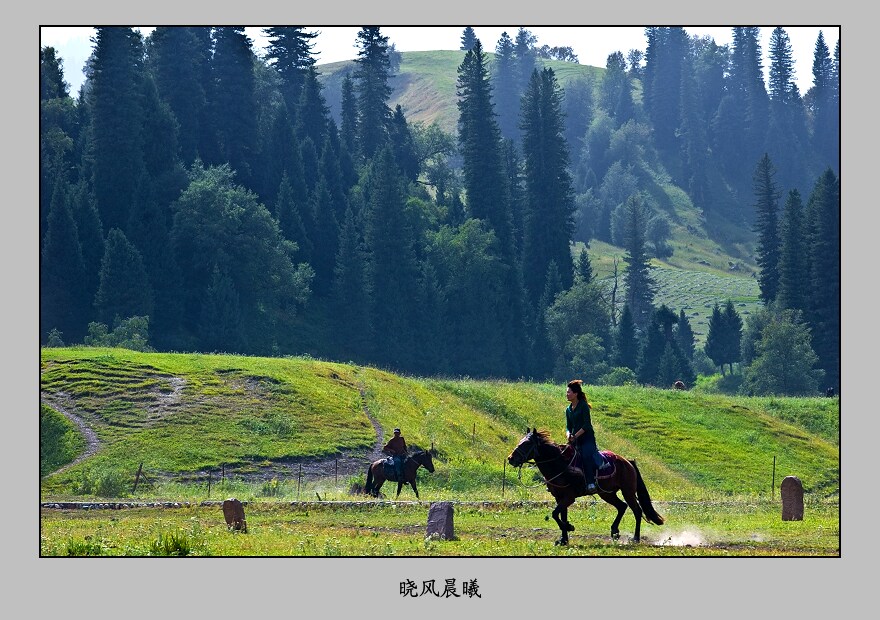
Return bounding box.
[40,348,838,502]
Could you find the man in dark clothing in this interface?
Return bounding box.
[383,428,408,481]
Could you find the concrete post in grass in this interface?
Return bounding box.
[223,497,248,532]
[780,476,804,521]
[426,501,455,540]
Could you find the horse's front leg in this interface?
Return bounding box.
[396,481,403,498]
[410,481,419,499]
[551,505,569,546]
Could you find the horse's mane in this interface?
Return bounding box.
[533,429,554,444]
[533,429,567,456]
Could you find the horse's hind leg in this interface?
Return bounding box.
[621,488,644,542]
[600,492,628,540]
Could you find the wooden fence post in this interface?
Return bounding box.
[772,456,776,499]
[207,471,212,498]
[335,459,338,485]
[132,462,143,494]
[297,464,302,501]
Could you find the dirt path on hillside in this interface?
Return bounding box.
[40,366,394,485]
[41,393,100,474]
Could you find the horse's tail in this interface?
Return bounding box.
[632,459,665,526]
[365,464,374,496]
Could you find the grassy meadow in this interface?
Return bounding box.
[39,347,839,556]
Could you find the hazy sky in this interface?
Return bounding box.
[40,25,839,98]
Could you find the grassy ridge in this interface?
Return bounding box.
[40,348,839,503]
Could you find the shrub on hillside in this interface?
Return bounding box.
[598,366,638,386]
[84,315,154,352]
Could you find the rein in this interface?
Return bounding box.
[513,438,576,489]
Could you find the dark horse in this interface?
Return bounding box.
[508,428,664,545]
[364,450,435,499]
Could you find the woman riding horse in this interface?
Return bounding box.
[508,428,664,545]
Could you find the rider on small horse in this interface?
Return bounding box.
[383,428,408,481]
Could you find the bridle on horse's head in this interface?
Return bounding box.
[510,430,539,465]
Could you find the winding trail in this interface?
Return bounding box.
[41,393,100,474]
[40,366,392,484]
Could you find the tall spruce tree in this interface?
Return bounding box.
[520,67,576,305]
[810,31,840,173]
[275,172,312,262]
[721,300,743,373]
[388,104,420,183]
[40,180,90,343]
[309,176,340,297]
[427,220,507,377]
[88,27,146,233]
[643,27,688,153]
[678,43,711,211]
[675,309,696,362]
[362,146,420,369]
[199,264,242,352]
[622,193,657,330]
[457,39,528,376]
[295,65,330,148]
[804,168,840,392]
[460,27,477,51]
[68,180,105,307]
[340,74,359,156]
[752,153,782,304]
[332,205,370,360]
[94,228,154,326]
[148,27,209,165]
[776,189,808,314]
[636,311,666,386]
[354,27,393,159]
[126,172,184,348]
[766,27,812,197]
[262,27,318,113]
[40,46,70,100]
[614,304,640,371]
[211,27,259,190]
[492,31,519,142]
[457,39,511,245]
[574,247,593,284]
[601,51,635,126]
[704,302,727,374]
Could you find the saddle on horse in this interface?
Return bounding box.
[562,446,615,481]
[382,456,405,481]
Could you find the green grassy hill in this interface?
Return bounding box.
[40,348,839,502]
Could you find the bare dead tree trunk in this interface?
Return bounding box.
[610,256,620,327]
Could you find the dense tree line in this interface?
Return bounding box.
[40,26,839,395]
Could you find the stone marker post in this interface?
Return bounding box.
[426,501,455,540]
[223,497,248,532]
[780,476,804,521]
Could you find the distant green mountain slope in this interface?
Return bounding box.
[319,51,602,134]
[318,50,760,328]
